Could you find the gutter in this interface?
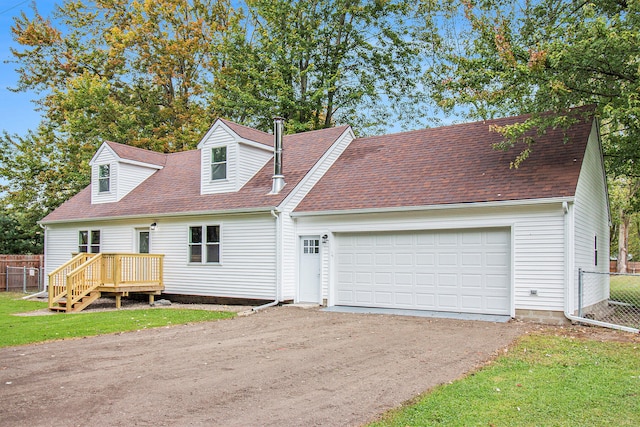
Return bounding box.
[291,197,575,218]
[39,206,278,226]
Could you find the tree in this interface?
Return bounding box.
[428,0,640,170]
[211,0,437,134]
[1,0,237,251]
[425,0,640,262]
[2,0,439,251]
[0,212,42,254]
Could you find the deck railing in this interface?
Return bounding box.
[48,253,164,311]
[48,253,97,307]
[101,253,164,286]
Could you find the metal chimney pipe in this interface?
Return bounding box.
[271,117,285,194]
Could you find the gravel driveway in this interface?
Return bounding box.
[1,306,528,426]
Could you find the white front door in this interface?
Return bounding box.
[299,236,321,303]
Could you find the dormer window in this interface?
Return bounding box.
[211,147,227,180]
[98,164,111,192]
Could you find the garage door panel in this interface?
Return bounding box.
[462,252,483,266]
[336,228,511,315]
[395,272,413,285]
[437,294,459,309]
[461,295,482,310]
[355,290,373,303]
[462,232,482,245]
[416,253,435,266]
[416,273,435,286]
[461,274,482,288]
[416,293,435,307]
[438,273,458,287]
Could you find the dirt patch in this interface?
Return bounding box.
[0,306,529,426]
[15,296,253,316]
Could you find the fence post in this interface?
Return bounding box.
[578,268,583,318]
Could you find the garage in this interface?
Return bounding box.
[335,228,511,315]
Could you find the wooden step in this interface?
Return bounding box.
[71,291,101,312]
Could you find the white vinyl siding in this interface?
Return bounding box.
[118,162,159,201]
[573,121,610,310]
[279,128,355,300]
[91,149,118,204]
[44,213,277,300]
[199,125,273,195]
[90,144,161,204]
[156,214,276,299]
[200,127,237,194]
[237,143,273,189]
[295,203,568,314]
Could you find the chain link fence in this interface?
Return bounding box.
[579,269,640,332]
[5,266,43,293]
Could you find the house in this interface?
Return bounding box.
[41,109,610,323]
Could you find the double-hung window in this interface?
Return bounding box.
[211,147,226,180]
[189,225,220,263]
[79,230,101,253]
[98,164,111,192]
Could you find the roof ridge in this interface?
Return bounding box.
[357,105,595,142]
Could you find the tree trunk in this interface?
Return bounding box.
[618,212,629,273]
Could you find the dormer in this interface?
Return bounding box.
[198,119,274,195]
[89,141,166,204]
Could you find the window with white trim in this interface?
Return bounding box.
[79,230,101,253]
[189,225,220,263]
[211,147,227,180]
[98,164,111,192]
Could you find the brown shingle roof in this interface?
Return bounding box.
[219,119,274,147]
[42,124,351,223]
[105,141,167,166]
[295,111,596,213]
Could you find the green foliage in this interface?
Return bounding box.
[428,0,640,173]
[212,0,435,134]
[0,214,42,254]
[1,0,237,250]
[371,333,640,426]
[0,293,235,347]
[610,275,640,307]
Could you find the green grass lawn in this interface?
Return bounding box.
[371,332,640,427]
[0,292,235,347]
[610,274,640,306]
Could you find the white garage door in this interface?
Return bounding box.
[335,228,511,315]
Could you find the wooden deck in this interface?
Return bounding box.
[49,253,164,312]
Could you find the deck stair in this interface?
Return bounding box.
[48,252,164,312]
[50,291,102,312]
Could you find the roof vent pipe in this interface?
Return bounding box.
[271,117,285,194]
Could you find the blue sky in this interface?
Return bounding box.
[1,1,57,136]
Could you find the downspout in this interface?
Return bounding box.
[24,223,49,300]
[252,209,281,312]
[562,201,639,333]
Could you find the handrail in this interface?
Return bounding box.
[65,254,104,311]
[48,253,96,307]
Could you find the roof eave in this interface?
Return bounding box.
[290,196,576,218]
[39,206,278,226]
